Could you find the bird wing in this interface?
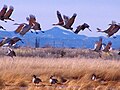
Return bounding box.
[94,38,102,51]
[63,15,69,25]
[29,15,36,26]
[14,24,24,33]
[32,22,41,30]
[57,11,64,23]
[0,5,7,18]
[0,40,4,47]
[74,25,82,34]
[64,13,77,28]
[105,24,115,33]
[4,6,14,19]
[108,25,120,37]
[20,25,31,36]
[103,42,112,52]
[12,37,21,43]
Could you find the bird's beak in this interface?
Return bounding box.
[20,40,24,43]
[88,28,92,32]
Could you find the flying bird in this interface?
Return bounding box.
[0,5,14,22]
[28,15,44,33]
[102,41,112,52]
[3,6,14,21]
[93,37,103,52]
[63,13,77,30]
[0,37,23,47]
[14,23,31,36]
[53,11,77,30]
[14,15,35,36]
[74,23,92,34]
[9,37,23,46]
[53,11,64,26]
[97,21,120,37]
[14,23,25,33]
[0,37,11,47]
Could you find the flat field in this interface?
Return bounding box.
[0,48,120,90]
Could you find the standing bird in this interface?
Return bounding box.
[0,25,6,30]
[6,48,16,58]
[74,23,92,34]
[97,21,120,37]
[32,75,42,85]
[49,75,58,84]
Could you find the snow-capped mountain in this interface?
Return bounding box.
[0,27,120,49]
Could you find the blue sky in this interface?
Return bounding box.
[0,0,120,37]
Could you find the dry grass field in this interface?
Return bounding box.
[0,48,120,90]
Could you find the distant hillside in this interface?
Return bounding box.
[0,27,120,49]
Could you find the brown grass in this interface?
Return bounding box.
[0,56,120,90]
[0,49,120,90]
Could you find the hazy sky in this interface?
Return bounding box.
[0,0,120,37]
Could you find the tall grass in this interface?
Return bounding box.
[0,56,120,90]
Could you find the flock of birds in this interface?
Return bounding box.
[0,5,120,58]
[32,75,59,85]
[32,73,106,86]
[93,37,113,57]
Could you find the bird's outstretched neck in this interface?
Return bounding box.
[97,28,104,32]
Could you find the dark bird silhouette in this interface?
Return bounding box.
[3,6,14,21]
[53,11,77,30]
[32,75,42,85]
[28,15,44,33]
[63,13,77,30]
[74,23,92,34]
[103,41,112,52]
[14,22,32,36]
[14,23,25,33]
[97,21,120,37]
[6,48,16,58]
[0,5,7,22]
[0,37,23,47]
[14,15,34,36]
[0,5,14,22]
[9,37,23,46]
[53,11,64,26]
[49,75,58,84]
[0,25,6,30]
[0,37,11,47]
